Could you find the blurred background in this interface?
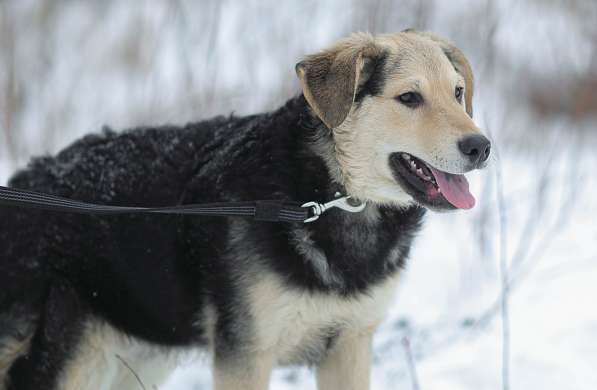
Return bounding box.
[1,0,597,389]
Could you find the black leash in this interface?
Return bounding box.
[0,185,366,223]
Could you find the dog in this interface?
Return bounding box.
[0,30,490,390]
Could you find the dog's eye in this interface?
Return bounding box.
[455,86,464,103]
[396,92,423,108]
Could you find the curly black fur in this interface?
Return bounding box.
[0,95,425,389]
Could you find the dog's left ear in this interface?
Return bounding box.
[409,31,475,117]
[296,33,384,128]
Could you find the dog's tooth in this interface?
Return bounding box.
[416,168,423,175]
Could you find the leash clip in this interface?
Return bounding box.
[302,196,366,223]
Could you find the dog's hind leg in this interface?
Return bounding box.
[4,281,86,390]
[0,310,36,390]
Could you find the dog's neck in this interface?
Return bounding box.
[286,94,351,201]
[219,94,427,294]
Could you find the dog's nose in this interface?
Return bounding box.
[458,135,491,166]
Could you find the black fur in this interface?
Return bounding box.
[0,95,425,388]
[355,51,389,103]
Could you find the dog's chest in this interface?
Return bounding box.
[248,273,400,364]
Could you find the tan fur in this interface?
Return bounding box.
[208,216,402,389]
[247,272,399,363]
[208,271,399,390]
[297,31,485,206]
[316,330,373,390]
[411,31,475,117]
[56,321,191,390]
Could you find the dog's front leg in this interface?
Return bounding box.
[316,330,373,390]
[212,349,274,390]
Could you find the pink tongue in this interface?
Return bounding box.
[429,167,475,209]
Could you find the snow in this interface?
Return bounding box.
[1,1,596,389]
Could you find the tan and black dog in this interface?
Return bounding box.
[0,30,489,390]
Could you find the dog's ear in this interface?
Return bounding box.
[296,33,383,128]
[408,31,475,117]
[440,41,474,117]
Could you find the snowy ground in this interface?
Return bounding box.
[1,1,596,389]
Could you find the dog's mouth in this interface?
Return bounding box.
[389,152,475,210]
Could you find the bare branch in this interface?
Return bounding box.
[494,143,511,390]
[402,336,421,390]
[115,354,147,390]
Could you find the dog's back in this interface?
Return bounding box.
[0,98,310,389]
[0,116,242,388]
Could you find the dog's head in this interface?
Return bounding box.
[296,31,490,211]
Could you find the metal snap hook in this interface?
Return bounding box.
[301,196,366,223]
